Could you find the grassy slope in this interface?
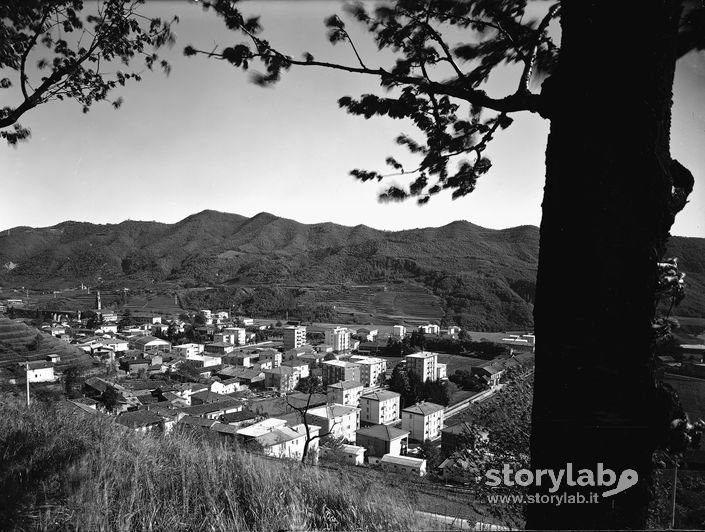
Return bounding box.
[0,398,416,531]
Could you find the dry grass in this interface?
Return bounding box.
[0,398,415,531]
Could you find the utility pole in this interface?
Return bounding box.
[25,361,30,407]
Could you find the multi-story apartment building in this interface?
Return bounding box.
[404,351,438,382]
[327,380,364,407]
[220,327,246,345]
[283,325,307,350]
[305,404,361,443]
[401,401,445,442]
[349,355,387,387]
[325,327,351,352]
[359,390,400,425]
[321,360,361,386]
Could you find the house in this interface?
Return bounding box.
[305,404,361,443]
[171,382,209,404]
[220,409,262,428]
[359,390,401,425]
[210,377,242,395]
[204,342,235,355]
[119,357,150,375]
[472,362,504,389]
[405,352,438,382]
[115,410,164,433]
[284,392,329,412]
[232,352,255,368]
[283,345,315,361]
[499,334,536,354]
[177,398,242,419]
[259,348,282,367]
[348,356,386,387]
[210,422,240,440]
[190,390,236,405]
[46,353,61,364]
[392,325,407,338]
[217,367,265,388]
[438,452,483,484]
[178,415,218,430]
[173,343,204,358]
[418,324,440,335]
[130,313,162,326]
[280,358,310,379]
[327,380,364,407]
[402,401,445,442]
[264,366,300,393]
[25,361,56,383]
[356,328,378,342]
[380,454,427,477]
[131,335,171,354]
[320,443,366,466]
[356,425,409,464]
[297,351,328,368]
[283,325,307,350]
[321,360,361,386]
[256,424,321,461]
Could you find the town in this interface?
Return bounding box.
[0,290,536,484]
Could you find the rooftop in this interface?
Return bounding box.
[403,402,445,415]
[328,380,364,391]
[115,410,164,429]
[361,390,400,402]
[380,454,426,467]
[356,424,409,441]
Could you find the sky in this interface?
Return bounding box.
[1,1,704,237]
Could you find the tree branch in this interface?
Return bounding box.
[20,10,50,101]
[193,47,543,114]
[518,3,560,94]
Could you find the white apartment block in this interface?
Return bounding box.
[405,351,438,382]
[283,325,307,350]
[325,327,351,352]
[359,390,401,425]
[402,402,445,442]
[321,360,361,386]
[327,380,364,407]
[349,355,387,387]
[306,404,361,444]
[221,327,247,345]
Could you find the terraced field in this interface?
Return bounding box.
[325,284,445,323]
[0,318,93,371]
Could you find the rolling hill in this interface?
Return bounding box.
[1,210,703,330]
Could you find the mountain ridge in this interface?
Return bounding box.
[1,211,703,330]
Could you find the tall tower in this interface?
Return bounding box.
[96,290,102,311]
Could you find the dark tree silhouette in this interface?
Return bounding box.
[184,0,704,528]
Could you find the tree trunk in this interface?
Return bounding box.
[527,1,683,529]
